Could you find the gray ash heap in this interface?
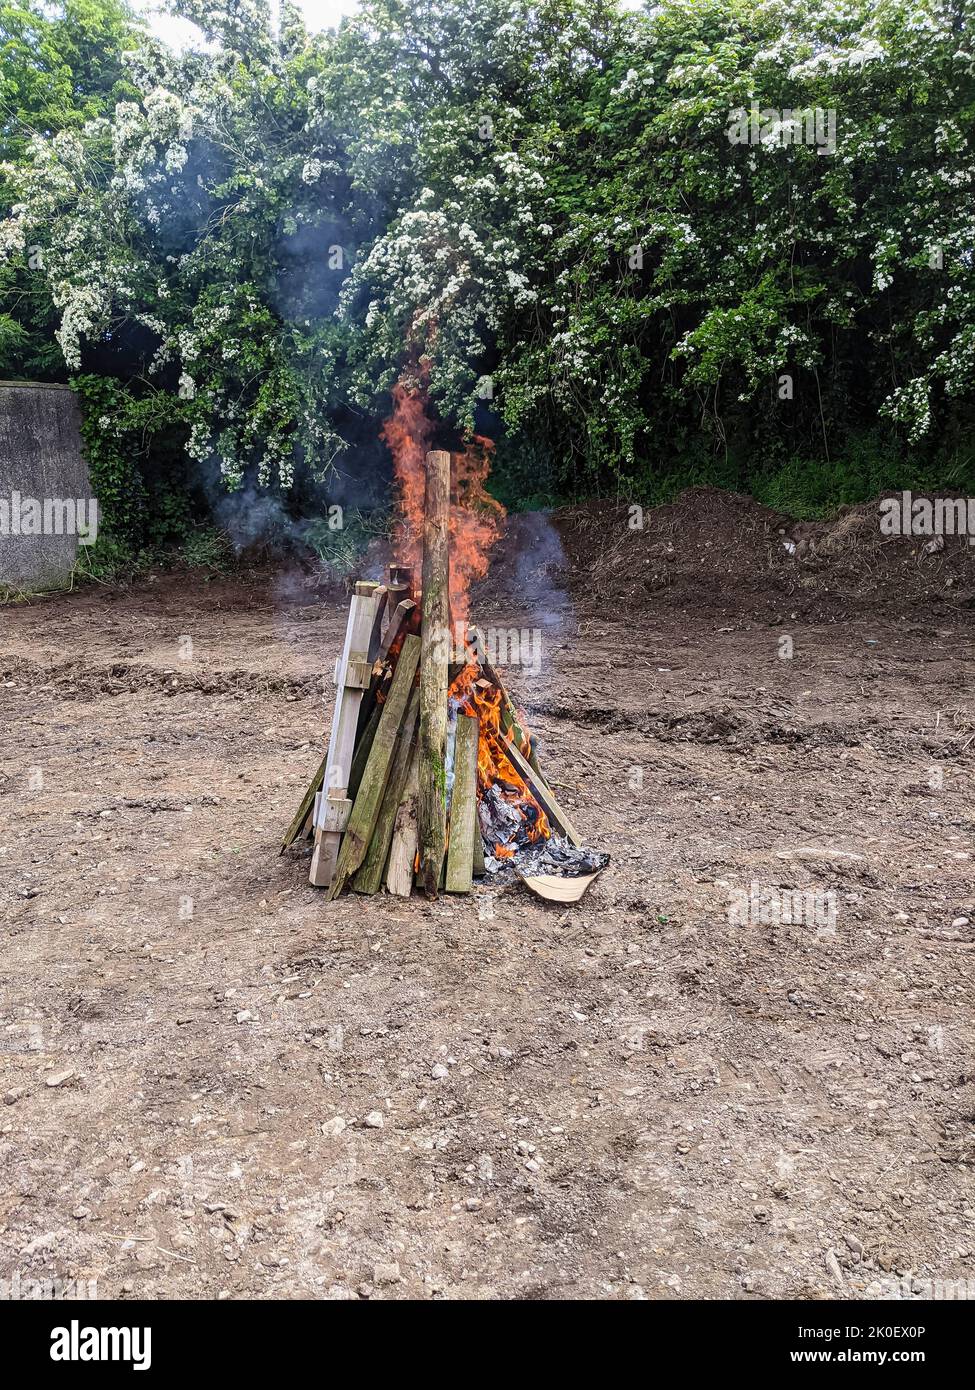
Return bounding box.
[482,824,610,880]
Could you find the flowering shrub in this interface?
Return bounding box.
[1,0,973,504]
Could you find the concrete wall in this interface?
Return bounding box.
[0,382,91,592]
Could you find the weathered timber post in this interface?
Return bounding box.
[445,711,479,893]
[416,449,451,896]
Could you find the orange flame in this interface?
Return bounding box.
[382,366,546,859]
[381,365,435,576]
[381,369,505,629]
[449,660,550,853]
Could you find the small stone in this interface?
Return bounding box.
[952,916,970,929]
[464,1197,482,1211]
[3,1087,25,1105]
[235,1010,254,1024]
[431,1064,449,1080]
[362,1111,384,1129]
[825,1249,844,1285]
[321,1116,347,1137]
[844,1233,864,1257]
[373,1262,400,1285]
[21,1231,58,1255]
[45,1069,75,1088]
[72,1206,90,1220]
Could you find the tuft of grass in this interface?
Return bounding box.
[303,506,391,575]
[178,526,235,572]
[749,437,975,519]
[618,430,975,520]
[72,534,144,585]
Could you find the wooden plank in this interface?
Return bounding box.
[345,658,373,690]
[281,754,327,852]
[502,735,582,847]
[327,634,421,900]
[354,601,414,750]
[472,820,485,877]
[385,743,419,897]
[416,449,451,897]
[377,598,416,664]
[319,797,351,832]
[349,653,398,799]
[445,712,478,893]
[348,697,381,803]
[309,582,380,887]
[369,585,388,655]
[355,596,413,746]
[351,687,420,894]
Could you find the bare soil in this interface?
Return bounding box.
[1,496,974,1300]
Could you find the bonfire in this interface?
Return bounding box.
[282,382,606,901]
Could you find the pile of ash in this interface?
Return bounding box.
[482,831,609,881]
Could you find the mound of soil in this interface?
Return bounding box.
[169,486,975,627]
[474,489,975,623]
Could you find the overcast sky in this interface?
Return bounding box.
[134,1,362,51]
[136,1,644,51]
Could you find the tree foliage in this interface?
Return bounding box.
[1,0,973,508]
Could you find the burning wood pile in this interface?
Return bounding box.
[282,448,604,901]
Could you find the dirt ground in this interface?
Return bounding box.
[1,499,974,1300]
